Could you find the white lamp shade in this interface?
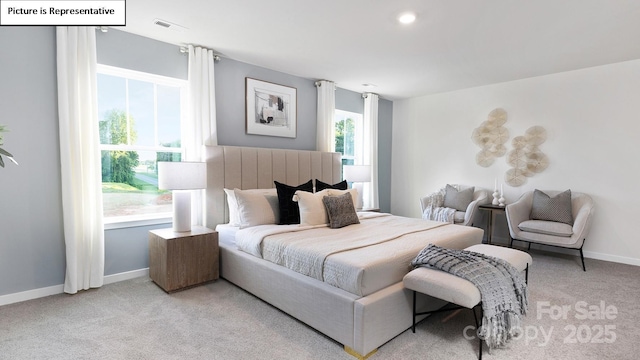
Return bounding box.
[343,165,371,183]
[158,162,207,190]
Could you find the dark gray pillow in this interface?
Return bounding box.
[315,179,348,192]
[322,193,360,229]
[531,189,574,225]
[443,185,475,211]
[274,180,313,224]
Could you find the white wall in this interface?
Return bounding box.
[391,59,640,266]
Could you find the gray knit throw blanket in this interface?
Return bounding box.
[411,244,528,349]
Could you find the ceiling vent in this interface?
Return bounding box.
[153,18,188,32]
[154,19,171,28]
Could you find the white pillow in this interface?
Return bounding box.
[326,188,358,212]
[293,189,331,226]
[223,188,241,226]
[229,188,279,228]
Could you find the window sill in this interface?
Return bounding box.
[104,214,172,230]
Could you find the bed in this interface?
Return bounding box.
[204,145,483,358]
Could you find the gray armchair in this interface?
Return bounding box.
[420,185,490,226]
[505,190,594,271]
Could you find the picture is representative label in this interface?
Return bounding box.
[1,0,125,26]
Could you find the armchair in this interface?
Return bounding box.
[419,184,490,226]
[505,190,594,271]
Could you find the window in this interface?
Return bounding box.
[97,65,187,224]
[334,110,364,167]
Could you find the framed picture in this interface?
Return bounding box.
[246,77,297,138]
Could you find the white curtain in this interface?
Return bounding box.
[316,80,335,152]
[363,93,379,209]
[186,45,218,225]
[56,27,104,294]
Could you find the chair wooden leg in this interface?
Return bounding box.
[527,242,531,250]
[509,237,513,248]
[579,247,586,272]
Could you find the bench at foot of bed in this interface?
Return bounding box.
[403,244,532,360]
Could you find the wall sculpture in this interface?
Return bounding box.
[472,108,548,187]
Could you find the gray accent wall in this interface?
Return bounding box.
[336,87,364,113]
[215,58,317,150]
[377,99,393,213]
[0,27,393,298]
[0,27,65,295]
[96,29,188,80]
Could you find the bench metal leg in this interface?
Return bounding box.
[411,292,483,360]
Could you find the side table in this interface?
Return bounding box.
[149,226,219,293]
[478,204,507,245]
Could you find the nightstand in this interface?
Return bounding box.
[148,226,219,293]
[478,204,506,245]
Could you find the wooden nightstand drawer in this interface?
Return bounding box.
[149,226,219,292]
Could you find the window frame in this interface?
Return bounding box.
[334,109,364,167]
[97,64,187,229]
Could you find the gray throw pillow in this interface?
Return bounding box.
[530,189,574,225]
[443,185,475,212]
[322,193,360,229]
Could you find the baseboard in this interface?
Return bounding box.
[582,251,640,267]
[493,235,640,267]
[0,268,149,307]
[104,268,149,285]
[0,284,64,307]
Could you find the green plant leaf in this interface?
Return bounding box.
[0,155,5,168]
[0,148,12,157]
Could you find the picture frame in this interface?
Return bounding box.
[246,77,297,138]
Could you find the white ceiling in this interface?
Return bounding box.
[120,0,640,100]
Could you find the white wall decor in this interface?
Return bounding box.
[472,107,549,187]
[505,126,548,187]
[471,108,509,167]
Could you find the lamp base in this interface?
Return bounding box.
[172,190,192,232]
[352,183,364,210]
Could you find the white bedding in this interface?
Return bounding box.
[234,213,483,296]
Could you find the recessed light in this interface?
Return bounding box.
[398,12,416,25]
[362,83,377,88]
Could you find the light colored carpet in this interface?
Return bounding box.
[2,249,640,360]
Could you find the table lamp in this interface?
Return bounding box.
[343,165,371,210]
[158,161,207,232]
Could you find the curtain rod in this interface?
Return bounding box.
[179,46,221,62]
[314,80,335,87]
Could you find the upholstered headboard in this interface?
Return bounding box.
[204,145,342,228]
